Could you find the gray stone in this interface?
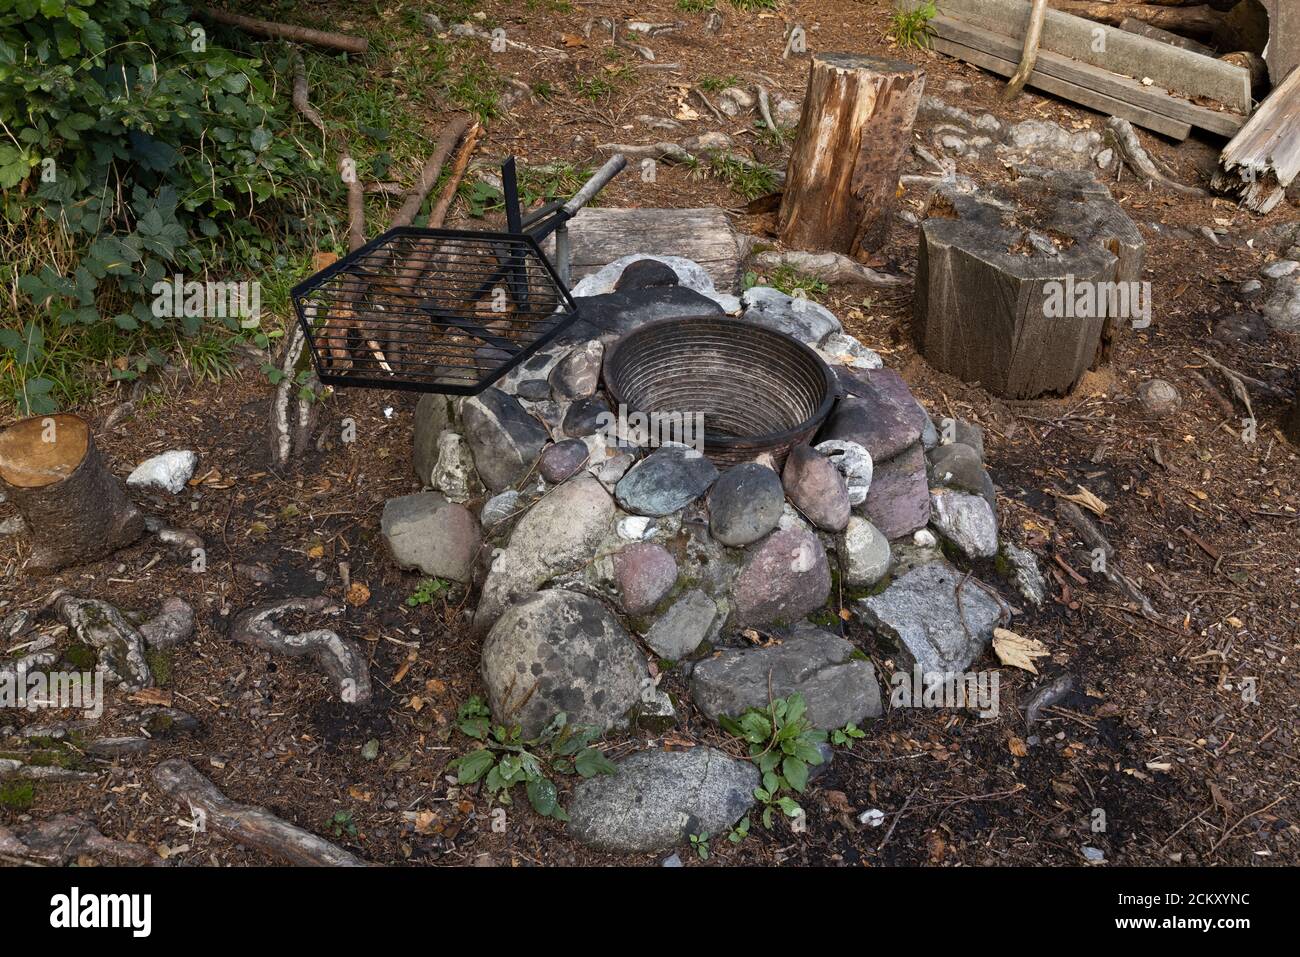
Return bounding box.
[480,589,648,738]
[815,439,873,506]
[1001,542,1046,608]
[690,623,882,730]
[840,516,891,589]
[1214,312,1270,345]
[549,341,604,399]
[567,747,758,852]
[0,515,23,536]
[562,395,612,438]
[819,332,883,370]
[126,450,197,495]
[615,259,680,291]
[475,476,615,630]
[856,563,1004,674]
[1262,259,1299,279]
[614,542,678,616]
[929,488,998,559]
[480,490,521,533]
[568,254,737,313]
[707,462,784,546]
[539,439,590,484]
[381,491,481,583]
[593,451,635,490]
[462,388,548,491]
[740,286,842,345]
[927,442,986,495]
[413,393,460,486]
[1239,279,1264,300]
[1261,274,1300,331]
[819,367,928,463]
[782,445,850,532]
[643,589,719,660]
[1137,378,1181,415]
[732,525,831,626]
[616,446,719,516]
[515,378,552,401]
[429,431,481,503]
[863,443,931,540]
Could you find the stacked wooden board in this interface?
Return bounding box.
[899,0,1251,140]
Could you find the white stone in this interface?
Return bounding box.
[569,253,741,313]
[814,439,873,506]
[1262,259,1299,279]
[126,450,197,495]
[929,489,997,559]
[840,517,891,589]
[430,432,480,503]
[618,515,653,540]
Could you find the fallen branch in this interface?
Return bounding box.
[755,84,779,133]
[752,249,906,287]
[201,8,369,54]
[390,114,475,229]
[596,141,695,163]
[1004,0,1048,101]
[1055,501,1158,617]
[152,759,369,866]
[289,47,325,136]
[229,596,372,704]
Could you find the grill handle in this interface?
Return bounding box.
[562,154,627,217]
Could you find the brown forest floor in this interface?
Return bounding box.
[2,0,1298,867]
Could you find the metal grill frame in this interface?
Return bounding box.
[290,226,581,396]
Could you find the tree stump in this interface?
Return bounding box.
[777,53,925,259]
[0,414,143,572]
[912,169,1145,399]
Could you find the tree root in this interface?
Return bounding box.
[752,249,906,287]
[0,814,157,866]
[229,596,371,704]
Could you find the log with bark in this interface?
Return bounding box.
[1047,2,1224,39]
[0,414,144,573]
[777,53,925,259]
[200,8,369,53]
[152,759,369,866]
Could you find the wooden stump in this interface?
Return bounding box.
[0,414,143,572]
[777,53,925,259]
[912,169,1145,399]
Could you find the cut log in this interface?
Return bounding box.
[152,759,369,866]
[912,169,1145,399]
[777,53,925,259]
[1212,67,1300,213]
[1047,2,1224,39]
[0,414,143,572]
[543,207,747,293]
[915,0,1249,111]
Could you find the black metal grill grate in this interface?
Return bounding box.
[292,227,578,395]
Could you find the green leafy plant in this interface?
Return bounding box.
[448,698,616,820]
[889,1,937,50]
[676,0,716,11]
[721,693,827,829]
[727,815,751,844]
[831,723,867,746]
[689,830,711,860]
[406,578,451,607]
[706,152,778,200]
[327,810,357,838]
[768,265,829,301]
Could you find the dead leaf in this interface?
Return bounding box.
[306,543,325,559]
[560,33,586,47]
[1061,485,1107,516]
[927,831,946,862]
[992,627,1050,674]
[129,688,173,707]
[345,582,371,607]
[1008,736,1029,757]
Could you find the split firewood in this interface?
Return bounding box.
[1004,0,1048,101]
[0,814,158,867]
[1104,117,1205,196]
[1211,68,1300,215]
[200,8,369,53]
[752,250,906,287]
[52,593,153,690]
[0,414,144,573]
[152,760,369,866]
[427,121,483,229]
[229,596,372,705]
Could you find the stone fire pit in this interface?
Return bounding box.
[382,253,1044,853]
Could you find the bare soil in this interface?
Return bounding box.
[1,0,1297,867]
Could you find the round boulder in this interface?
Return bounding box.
[613,542,678,616]
[782,444,850,532]
[707,462,785,546]
[480,589,648,738]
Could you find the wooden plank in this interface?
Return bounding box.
[931,36,1192,140]
[914,0,1251,113]
[1118,18,1215,58]
[934,15,1244,137]
[544,207,745,293]
[1264,0,1299,87]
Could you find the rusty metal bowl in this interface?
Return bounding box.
[602,316,838,468]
